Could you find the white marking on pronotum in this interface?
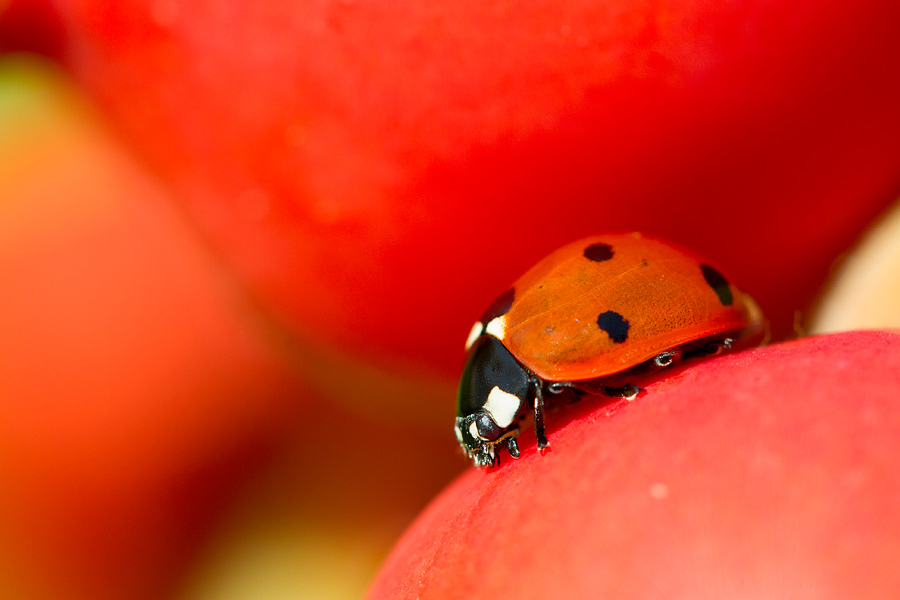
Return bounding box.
[464,321,484,351]
[484,386,521,429]
[484,315,507,341]
[454,423,463,444]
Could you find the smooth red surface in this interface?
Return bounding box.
[367,330,900,599]
[42,0,900,374]
[0,0,64,56]
[499,234,763,381]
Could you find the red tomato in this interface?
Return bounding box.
[370,330,900,600]
[39,0,900,378]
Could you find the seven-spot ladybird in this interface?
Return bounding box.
[456,233,765,468]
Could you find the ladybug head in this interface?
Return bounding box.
[456,336,531,468]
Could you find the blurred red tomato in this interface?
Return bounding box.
[367,330,900,599]
[0,0,64,55]
[0,57,304,600]
[41,0,900,376]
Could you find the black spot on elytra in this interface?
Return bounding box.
[480,287,515,324]
[583,242,614,262]
[700,264,733,306]
[597,310,630,343]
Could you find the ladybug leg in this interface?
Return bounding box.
[547,381,571,394]
[603,384,641,400]
[507,436,521,459]
[652,348,682,368]
[705,337,734,356]
[532,380,550,453]
[572,378,640,400]
[686,337,734,359]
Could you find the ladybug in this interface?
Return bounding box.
[456,233,765,468]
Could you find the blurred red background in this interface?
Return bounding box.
[0,56,307,599]
[1,0,900,598]
[11,0,900,375]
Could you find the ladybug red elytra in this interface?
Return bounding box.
[456,233,765,468]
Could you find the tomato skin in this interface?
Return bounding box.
[495,234,763,381]
[45,0,900,374]
[369,330,900,600]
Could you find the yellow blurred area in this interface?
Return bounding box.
[0,57,119,245]
[184,521,385,600]
[810,199,900,334]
